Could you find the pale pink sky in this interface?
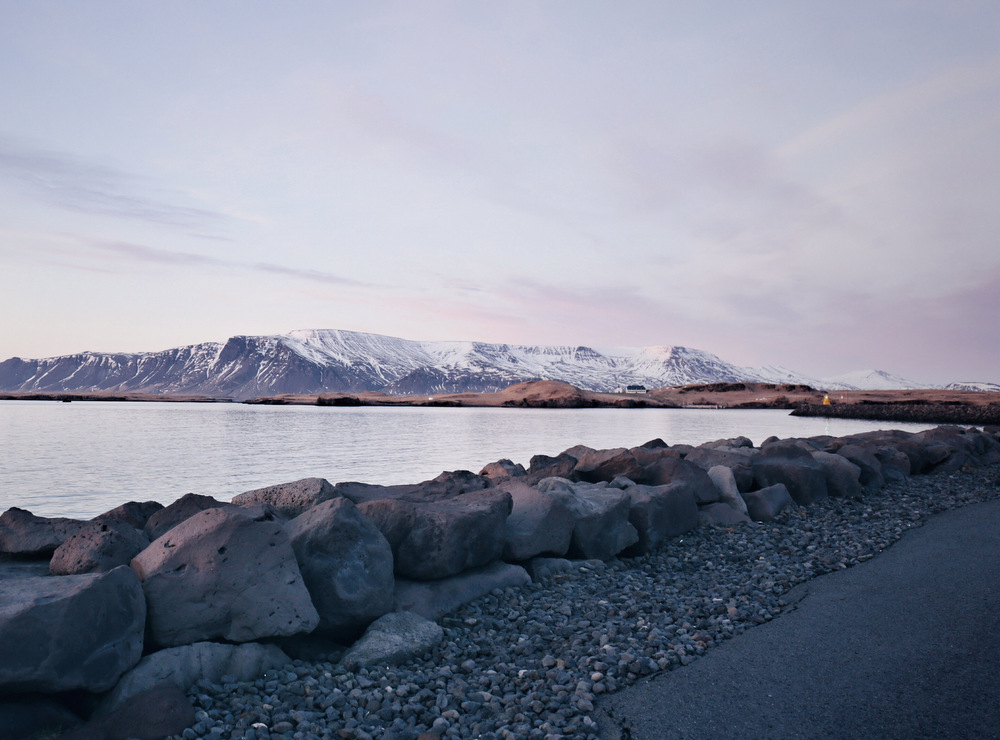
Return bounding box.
[1,1,998,384]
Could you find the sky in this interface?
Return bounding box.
[1,1,998,385]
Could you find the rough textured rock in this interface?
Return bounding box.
[572,448,644,484]
[339,612,444,671]
[917,426,1000,472]
[93,500,164,530]
[286,498,394,637]
[358,490,511,580]
[131,507,319,648]
[702,435,755,450]
[753,441,828,505]
[0,508,86,558]
[535,478,638,560]
[706,465,750,515]
[698,502,753,527]
[478,459,527,480]
[685,447,756,492]
[639,457,721,504]
[742,483,796,522]
[617,482,699,555]
[393,562,531,622]
[810,451,864,499]
[873,446,912,482]
[49,519,150,575]
[835,444,885,490]
[0,565,145,693]
[65,683,195,740]
[231,477,337,518]
[143,493,230,541]
[494,479,574,561]
[335,470,489,505]
[100,641,290,713]
[628,443,682,468]
[525,452,579,483]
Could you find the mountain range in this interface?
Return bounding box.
[0,328,987,400]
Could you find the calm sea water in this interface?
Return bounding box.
[0,401,939,519]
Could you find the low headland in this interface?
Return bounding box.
[5,380,999,425]
[256,380,1000,425]
[2,418,999,739]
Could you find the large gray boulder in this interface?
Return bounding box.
[572,448,644,484]
[232,477,337,518]
[525,452,579,483]
[358,490,511,580]
[628,442,682,468]
[742,484,796,522]
[536,479,638,560]
[685,448,756,492]
[131,507,319,648]
[334,470,489,505]
[639,458,721,505]
[0,508,86,558]
[478,459,527,481]
[93,500,164,530]
[698,502,753,527]
[918,426,1000,468]
[286,498,394,637]
[393,562,531,621]
[0,565,145,693]
[100,641,290,713]
[616,482,698,555]
[706,466,749,515]
[752,442,828,505]
[494,480,574,561]
[339,612,444,671]
[143,493,230,541]
[49,519,150,575]
[912,426,1000,472]
[873,446,912,482]
[810,451,863,499]
[835,444,884,491]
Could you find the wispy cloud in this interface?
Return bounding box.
[0,136,230,230]
[67,238,369,287]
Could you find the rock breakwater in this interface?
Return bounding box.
[1,424,999,739]
[792,401,1000,426]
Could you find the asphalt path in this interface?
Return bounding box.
[595,500,1000,740]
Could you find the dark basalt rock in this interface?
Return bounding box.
[0,508,87,559]
[143,493,232,541]
[752,441,828,505]
[50,519,150,575]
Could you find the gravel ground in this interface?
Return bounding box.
[171,463,1000,740]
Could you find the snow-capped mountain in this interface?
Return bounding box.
[818,369,929,391]
[945,381,1000,392]
[0,328,940,399]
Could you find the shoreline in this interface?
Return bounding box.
[792,401,1000,426]
[179,463,1000,740]
[3,423,999,739]
[3,380,999,426]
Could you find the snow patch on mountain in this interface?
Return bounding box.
[819,369,934,391]
[945,381,1000,392]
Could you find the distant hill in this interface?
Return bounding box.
[944,381,1000,392]
[819,369,928,391]
[0,328,973,400]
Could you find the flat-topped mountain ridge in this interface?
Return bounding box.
[0,328,976,400]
